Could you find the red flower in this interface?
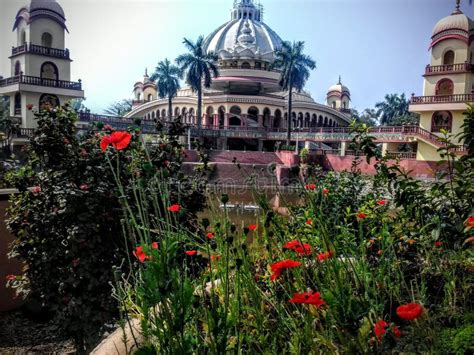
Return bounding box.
[133,246,147,263]
[305,184,316,190]
[374,320,400,341]
[357,212,367,219]
[396,303,423,320]
[80,184,89,191]
[168,204,181,213]
[283,240,312,255]
[376,200,387,205]
[465,216,474,227]
[6,274,16,281]
[211,255,221,261]
[31,186,41,195]
[434,241,443,247]
[185,250,197,256]
[306,219,312,225]
[26,104,34,111]
[207,232,215,239]
[317,250,334,262]
[322,188,329,195]
[289,290,325,307]
[270,259,301,281]
[248,224,257,231]
[152,242,159,249]
[100,131,132,151]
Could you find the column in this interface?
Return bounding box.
[340,142,347,156]
[258,114,264,128]
[381,142,388,157]
[258,139,264,151]
[224,113,229,128]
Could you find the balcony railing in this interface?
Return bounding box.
[0,74,82,91]
[11,43,70,59]
[424,63,474,75]
[386,151,417,160]
[410,94,474,104]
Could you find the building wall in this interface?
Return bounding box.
[29,18,65,49]
[430,39,469,66]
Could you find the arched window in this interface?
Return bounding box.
[443,50,455,65]
[273,109,282,128]
[206,107,214,127]
[174,107,180,117]
[39,94,60,109]
[248,106,259,123]
[435,78,454,95]
[241,62,251,69]
[263,107,271,127]
[324,117,328,127]
[229,106,242,126]
[20,30,26,45]
[318,115,323,127]
[328,119,333,127]
[151,111,155,119]
[218,106,225,128]
[41,62,58,80]
[189,108,195,124]
[431,111,452,132]
[147,94,153,101]
[14,61,21,76]
[14,93,22,116]
[156,110,160,118]
[41,32,53,48]
[304,113,310,128]
[332,101,336,108]
[161,109,166,118]
[311,114,317,128]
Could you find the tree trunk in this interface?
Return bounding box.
[197,83,202,135]
[168,96,173,122]
[286,85,293,145]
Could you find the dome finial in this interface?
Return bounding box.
[338,75,342,84]
[453,0,462,14]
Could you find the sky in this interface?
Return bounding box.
[0,0,471,114]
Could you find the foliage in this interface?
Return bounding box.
[111,108,473,353]
[270,41,316,144]
[150,58,181,121]
[5,105,208,353]
[375,93,419,126]
[176,36,219,130]
[69,98,90,113]
[350,108,377,127]
[104,99,133,117]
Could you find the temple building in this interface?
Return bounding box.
[127,0,352,151]
[409,0,473,160]
[0,0,84,129]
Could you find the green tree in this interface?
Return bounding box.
[375,93,418,125]
[69,98,89,113]
[150,58,181,121]
[176,36,219,132]
[270,41,316,144]
[351,108,377,127]
[104,99,133,117]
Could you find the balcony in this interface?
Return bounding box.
[424,63,474,76]
[11,43,70,60]
[410,94,474,105]
[0,74,82,91]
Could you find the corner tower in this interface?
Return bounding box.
[0,0,84,128]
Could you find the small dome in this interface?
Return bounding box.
[430,7,473,48]
[327,77,350,98]
[30,0,65,19]
[14,0,67,31]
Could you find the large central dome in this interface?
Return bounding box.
[203,0,283,63]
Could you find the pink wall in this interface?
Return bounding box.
[276,151,300,166]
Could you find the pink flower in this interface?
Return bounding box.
[6,274,16,281]
[152,242,159,249]
[31,186,41,195]
[80,184,89,191]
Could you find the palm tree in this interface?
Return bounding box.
[150,59,181,121]
[270,41,316,145]
[104,99,133,117]
[176,36,219,132]
[375,93,413,125]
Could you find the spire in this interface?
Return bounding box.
[232,0,261,21]
[453,0,462,14]
[338,75,342,85]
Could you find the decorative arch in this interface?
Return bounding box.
[431,111,452,132]
[443,50,455,65]
[156,110,160,118]
[247,106,259,123]
[304,113,310,128]
[39,93,60,109]
[189,108,195,124]
[435,78,454,95]
[41,32,53,48]
[161,109,166,118]
[229,106,242,126]
[311,114,317,128]
[328,118,333,127]
[151,111,155,119]
[147,94,153,101]
[206,106,214,127]
[263,107,271,127]
[218,106,225,128]
[40,62,58,80]
[324,116,328,127]
[274,109,282,128]
[318,115,323,127]
[174,107,180,117]
[241,62,251,69]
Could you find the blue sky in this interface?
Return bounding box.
[0,0,471,114]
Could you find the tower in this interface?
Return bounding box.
[409,0,473,159]
[326,76,351,112]
[0,0,84,128]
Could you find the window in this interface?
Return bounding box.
[147,94,153,101]
[431,111,452,132]
[229,106,242,126]
[41,32,53,48]
[443,50,455,65]
[20,30,26,45]
[435,78,454,95]
[14,61,21,76]
[241,62,251,69]
[14,93,21,116]
[39,94,60,109]
[41,62,58,80]
[332,102,336,108]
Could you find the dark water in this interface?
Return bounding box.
[200,186,301,227]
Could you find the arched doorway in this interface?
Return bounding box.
[39,94,60,109]
[229,106,242,126]
[274,109,282,128]
[263,107,271,128]
[41,62,58,81]
[206,107,214,127]
[435,78,454,95]
[431,111,452,132]
[247,106,259,126]
[41,32,53,48]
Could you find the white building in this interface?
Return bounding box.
[0,0,84,129]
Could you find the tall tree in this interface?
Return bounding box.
[104,99,133,117]
[270,41,316,145]
[176,36,219,132]
[351,108,377,127]
[375,93,413,126]
[150,58,181,121]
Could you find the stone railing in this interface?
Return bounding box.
[410,94,474,104]
[11,43,70,59]
[0,74,82,91]
[424,63,474,75]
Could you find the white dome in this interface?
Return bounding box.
[30,0,65,19]
[432,12,473,37]
[14,0,67,31]
[327,78,350,98]
[204,1,283,62]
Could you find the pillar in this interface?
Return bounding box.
[258,139,264,151]
[381,142,388,157]
[224,113,229,128]
[340,142,347,156]
[304,141,311,150]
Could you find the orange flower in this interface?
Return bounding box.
[168,204,181,213]
[270,259,301,281]
[100,131,132,151]
[396,303,423,320]
[289,291,325,307]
